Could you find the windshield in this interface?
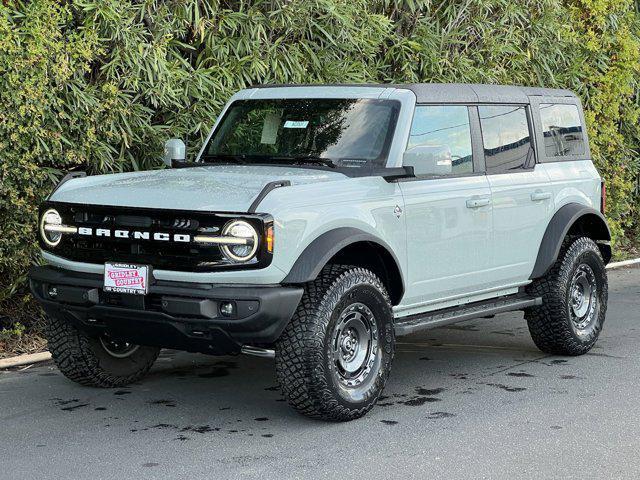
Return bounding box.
[202,98,400,168]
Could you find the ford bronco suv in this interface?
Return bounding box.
[30,84,610,421]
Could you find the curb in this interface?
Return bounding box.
[0,351,52,370]
[606,257,640,270]
[0,257,638,371]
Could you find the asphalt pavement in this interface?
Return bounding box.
[1,266,639,480]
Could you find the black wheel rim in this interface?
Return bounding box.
[569,263,599,333]
[99,335,140,359]
[330,303,379,388]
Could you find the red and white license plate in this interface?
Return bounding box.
[104,262,149,295]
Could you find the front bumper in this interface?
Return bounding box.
[29,265,303,355]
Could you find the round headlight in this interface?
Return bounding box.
[40,209,63,247]
[221,220,258,262]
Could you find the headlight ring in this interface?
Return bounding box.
[220,220,259,262]
[39,209,63,247]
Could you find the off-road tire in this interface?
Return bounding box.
[46,314,160,387]
[525,236,608,356]
[276,265,395,421]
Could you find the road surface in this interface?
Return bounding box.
[1,266,639,479]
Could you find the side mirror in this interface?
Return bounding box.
[402,145,452,176]
[163,138,186,167]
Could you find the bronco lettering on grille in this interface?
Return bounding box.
[77,227,191,242]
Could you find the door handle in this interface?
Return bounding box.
[466,197,491,209]
[530,191,552,202]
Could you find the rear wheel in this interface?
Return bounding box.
[526,236,608,355]
[276,265,395,421]
[46,314,160,387]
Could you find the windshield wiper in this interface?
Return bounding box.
[200,154,248,164]
[263,155,337,169]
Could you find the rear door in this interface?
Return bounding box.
[479,104,555,287]
[398,104,493,309]
[531,96,600,213]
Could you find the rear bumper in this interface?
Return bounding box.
[29,265,303,355]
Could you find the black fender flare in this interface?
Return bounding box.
[530,203,611,279]
[282,227,405,294]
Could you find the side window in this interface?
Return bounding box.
[478,105,533,173]
[408,105,473,175]
[539,103,585,157]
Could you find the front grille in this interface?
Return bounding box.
[41,202,272,272]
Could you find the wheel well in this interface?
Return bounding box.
[567,213,612,263]
[327,241,404,306]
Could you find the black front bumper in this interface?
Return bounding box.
[29,265,303,355]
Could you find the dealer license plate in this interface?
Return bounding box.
[104,262,149,295]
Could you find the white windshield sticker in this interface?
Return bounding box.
[283,120,309,129]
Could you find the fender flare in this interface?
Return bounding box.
[282,227,405,294]
[530,203,611,279]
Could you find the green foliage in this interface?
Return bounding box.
[0,0,639,307]
[0,322,25,343]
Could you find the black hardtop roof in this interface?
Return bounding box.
[249,82,577,104]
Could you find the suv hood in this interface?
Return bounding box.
[51,165,347,212]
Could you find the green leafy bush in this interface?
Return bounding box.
[0,0,639,312]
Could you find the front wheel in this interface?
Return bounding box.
[276,265,395,421]
[525,236,608,355]
[46,314,160,387]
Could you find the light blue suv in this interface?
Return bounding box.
[30,84,610,420]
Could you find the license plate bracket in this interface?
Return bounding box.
[104,262,149,295]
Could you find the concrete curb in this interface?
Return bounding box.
[606,257,640,269]
[0,257,637,371]
[0,351,52,370]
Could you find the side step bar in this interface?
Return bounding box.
[241,345,275,359]
[394,294,542,336]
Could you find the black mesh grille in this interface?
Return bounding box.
[40,202,272,272]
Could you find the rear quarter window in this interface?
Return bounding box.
[539,103,586,158]
[478,105,534,173]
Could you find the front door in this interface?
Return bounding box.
[398,105,493,310]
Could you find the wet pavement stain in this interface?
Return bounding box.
[416,387,445,396]
[182,425,219,434]
[486,383,526,393]
[61,403,89,412]
[403,397,441,406]
[148,399,177,407]
[426,412,455,419]
[150,424,178,430]
[52,398,79,405]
